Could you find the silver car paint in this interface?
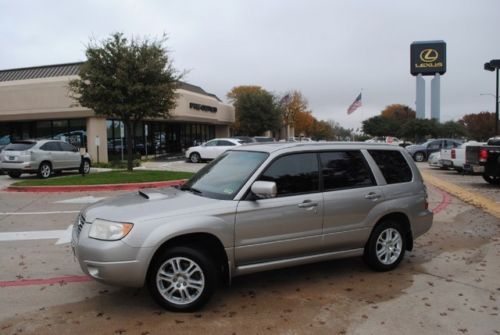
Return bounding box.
[73,142,433,287]
[0,139,90,173]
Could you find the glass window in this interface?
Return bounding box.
[52,120,68,140]
[60,142,77,152]
[4,142,36,151]
[217,140,235,146]
[182,151,269,200]
[204,140,217,147]
[259,153,319,196]
[36,121,52,139]
[40,141,62,151]
[427,141,441,150]
[320,151,375,191]
[368,150,413,184]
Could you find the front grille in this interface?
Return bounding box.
[76,214,86,237]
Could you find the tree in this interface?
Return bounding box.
[294,110,315,136]
[280,90,308,128]
[69,33,180,171]
[234,90,282,136]
[437,120,466,138]
[227,86,265,134]
[398,119,439,143]
[460,112,496,141]
[362,116,400,137]
[380,104,416,120]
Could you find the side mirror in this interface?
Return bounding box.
[251,181,277,199]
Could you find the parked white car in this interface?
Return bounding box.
[185,138,242,163]
[427,151,442,168]
[365,136,403,146]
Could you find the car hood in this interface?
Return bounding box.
[82,187,225,223]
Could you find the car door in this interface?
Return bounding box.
[59,142,81,169]
[321,150,383,252]
[40,141,65,169]
[426,140,442,156]
[234,152,324,265]
[200,140,218,159]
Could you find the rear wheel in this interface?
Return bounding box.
[364,221,406,271]
[147,246,217,312]
[37,162,52,179]
[413,151,426,162]
[7,171,22,179]
[483,174,500,185]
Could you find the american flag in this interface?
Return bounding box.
[347,93,362,115]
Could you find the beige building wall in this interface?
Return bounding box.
[0,75,235,163]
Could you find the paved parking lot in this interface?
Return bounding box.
[0,165,499,334]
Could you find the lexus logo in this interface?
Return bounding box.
[420,49,439,63]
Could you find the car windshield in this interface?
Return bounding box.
[181,150,269,200]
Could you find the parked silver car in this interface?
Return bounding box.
[73,142,432,311]
[0,140,91,178]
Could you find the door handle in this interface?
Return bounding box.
[364,192,381,200]
[297,200,318,208]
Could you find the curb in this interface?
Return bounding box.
[6,179,187,193]
[421,171,500,219]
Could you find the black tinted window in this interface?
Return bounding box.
[60,142,76,152]
[40,142,61,151]
[4,142,35,151]
[368,150,413,184]
[217,140,235,146]
[320,151,374,190]
[260,153,319,196]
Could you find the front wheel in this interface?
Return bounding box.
[80,159,91,174]
[483,174,500,185]
[364,221,406,271]
[189,152,201,163]
[147,246,217,312]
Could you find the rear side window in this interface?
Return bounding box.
[320,151,375,191]
[259,153,319,196]
[60,142,77,152]
[40,142,62,151]
[217,140,235,146]
[4,142,35,151]
[368,150,413,184]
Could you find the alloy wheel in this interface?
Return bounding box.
[375,228,403,265]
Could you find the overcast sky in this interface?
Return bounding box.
[1,0,499,129]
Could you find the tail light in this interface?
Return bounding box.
[451,149,456,159]
[479,148,488,163]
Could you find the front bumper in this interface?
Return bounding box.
[72,221,153,287]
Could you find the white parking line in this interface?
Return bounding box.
[0,225,73,244]
[0,210,80,215]
[55,196,106,204]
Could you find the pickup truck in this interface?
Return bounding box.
[440,141,484,173]
[465,137,500,185]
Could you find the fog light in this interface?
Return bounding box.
[87,266,100,278]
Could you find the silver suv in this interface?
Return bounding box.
[0,140,91,178]
[73,143,432,311]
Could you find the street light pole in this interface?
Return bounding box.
[484,60,500,136]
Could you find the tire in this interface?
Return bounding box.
[364,221,406,271]
[147,246,217,312]
[37,162,52,179]
[413,152,426,162]
[81,159,91,174]
[189,152,201,163]
[7,171,22,179]
[482,174,500,185]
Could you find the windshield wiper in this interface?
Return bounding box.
[180,185,203,195]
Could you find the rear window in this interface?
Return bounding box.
[368,150,413,184]
[4,142,35,151]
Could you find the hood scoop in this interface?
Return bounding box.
[138,189,170,200]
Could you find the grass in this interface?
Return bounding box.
[12,170,194,187]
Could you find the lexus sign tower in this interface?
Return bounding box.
[411,40,447,121]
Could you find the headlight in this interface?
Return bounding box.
[88,219,133,241]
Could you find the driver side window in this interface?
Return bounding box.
[204,140,217,147]
[259,153,319,197]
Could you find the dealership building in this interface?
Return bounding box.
[0,62,235,162]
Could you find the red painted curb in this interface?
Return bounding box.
[430,186,452,214]
[0,275,91,288]
[6,179,187,193]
